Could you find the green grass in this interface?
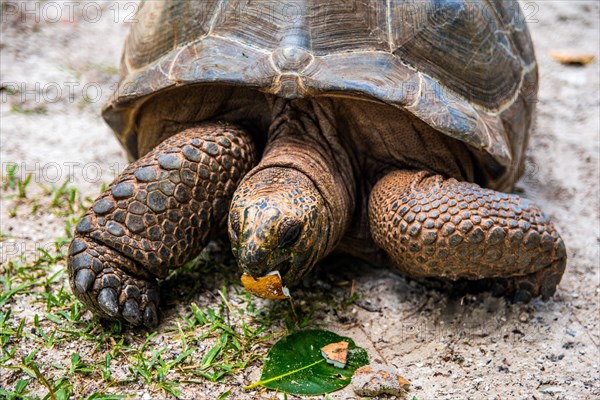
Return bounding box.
[10,104,47,115]
[4,163,19,189]
[0,249,292,398]
[0,253,285,397]
[0,165,328,399]
[2,163,32,199]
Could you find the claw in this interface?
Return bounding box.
[123,299,142,325]
[74,269,95,293]
[143,303,158,329]
[513,289,532,303]
[98,288,119,317]
[541,285,557,300]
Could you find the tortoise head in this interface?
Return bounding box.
[228,167,329,287]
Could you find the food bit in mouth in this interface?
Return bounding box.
[320,341,349,368]
[241,270,290,299]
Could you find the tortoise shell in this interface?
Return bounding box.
[102,0,538,191]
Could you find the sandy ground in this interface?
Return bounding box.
[1,1,598,399]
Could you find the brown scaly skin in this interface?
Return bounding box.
[228,100,355,286]
[368,170,566,301]
[68,123,256,328]
[77,1,556,329]
[70,107,566,327]
[230,121,565,302]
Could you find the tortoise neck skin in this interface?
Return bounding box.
[228,98,356,285]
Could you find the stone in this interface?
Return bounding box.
[351,362,410,397]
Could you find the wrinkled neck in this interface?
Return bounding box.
[256,98,356,255]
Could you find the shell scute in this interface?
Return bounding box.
[104,0,538,188]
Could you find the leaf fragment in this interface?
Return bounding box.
[320,341,349,368]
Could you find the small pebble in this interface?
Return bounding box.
[519,312,529,323]
[356,298,381,312]
[539,385,565,394]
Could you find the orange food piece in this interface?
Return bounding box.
[320,341,349,368]
[241,272,290,300]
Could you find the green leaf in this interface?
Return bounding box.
[245,329,368,395]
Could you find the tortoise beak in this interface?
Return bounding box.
[236,244,293,282]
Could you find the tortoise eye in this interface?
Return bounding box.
[280,222,302,248]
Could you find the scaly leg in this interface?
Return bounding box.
[369,170,566,301]
[68,123,255,327]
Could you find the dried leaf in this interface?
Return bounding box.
[321,341,349,368]
[550,51,595,66]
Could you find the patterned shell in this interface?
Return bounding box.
[103,0,538,183]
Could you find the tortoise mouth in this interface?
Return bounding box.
[272,259,292,284]
[242,255,293,284]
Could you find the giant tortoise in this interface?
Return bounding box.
[68,0,566,328]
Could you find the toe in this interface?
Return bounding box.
[541,285,557,299]
[98,288,119,317]
[123,299,142,325]
[512,289,532,303]
[74,269,95,293]
[68,237,160,327]
[143,303,158,329]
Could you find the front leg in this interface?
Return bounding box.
[68,123,255,328]
[369,170,566,301]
